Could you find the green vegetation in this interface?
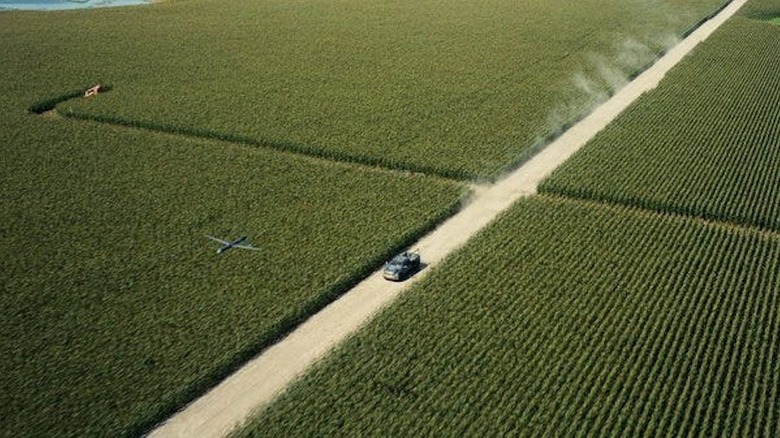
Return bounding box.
[52,0,726,180]
[1,8,462,436]
[238,197,780,436]
[739,0,780,21]
[0,114,462,437]
[540,16,780,231]
[237,3,780,436]
[0,0,748,436]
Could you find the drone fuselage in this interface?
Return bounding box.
[217,236,248,254]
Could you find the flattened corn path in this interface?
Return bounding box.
[149,0,748,436]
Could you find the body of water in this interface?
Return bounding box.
[0,0,151,10]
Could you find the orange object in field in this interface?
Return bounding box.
[85,84,102,97]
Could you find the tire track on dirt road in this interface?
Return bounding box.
[148,0,747,435]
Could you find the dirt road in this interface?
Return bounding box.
[148,1,746,435]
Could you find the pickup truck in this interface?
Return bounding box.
[382,251,421,281]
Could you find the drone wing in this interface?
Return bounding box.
[206,235,231,245]
[235,243,262,251]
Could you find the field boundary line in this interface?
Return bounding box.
[148,0,747,436]
[29,90,474,183]
[541,186,780,236]
[35,107,470,184]
[46,106,480,182]
[542,193,780,240]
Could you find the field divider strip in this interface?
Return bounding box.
[147,0,747,436]
[540,187,780,237]
[27,85,111,115]
[50,106,477,182]
[30,89,474,182]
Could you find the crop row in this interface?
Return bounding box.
[540,15,780,231]
[239,197,779,436]
[56,0,727,180]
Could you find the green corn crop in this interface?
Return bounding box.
[238,197,780,436]
[541,16,780,231]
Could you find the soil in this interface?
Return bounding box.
[148,1,747,436]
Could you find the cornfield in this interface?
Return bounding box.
[540,16,780,231]
[1,78,462,438]
[241,197,780,436]
[0,0,759,436]
[54,0,728,180]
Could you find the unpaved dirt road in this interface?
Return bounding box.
[148,1,746,436]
